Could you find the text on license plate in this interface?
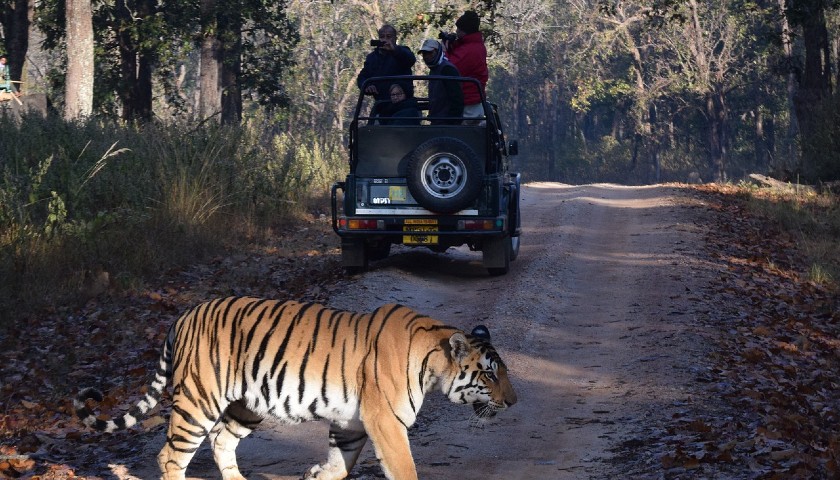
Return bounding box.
[403,225,438,245]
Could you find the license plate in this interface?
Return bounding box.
[403,225,438,245]
[389,186,407,201]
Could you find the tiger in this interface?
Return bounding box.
[74,296,517,480]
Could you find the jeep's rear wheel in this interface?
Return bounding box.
[344,265,366,275]
[508,179,521,261]
[407,137,483,213]
[366,240,391,261]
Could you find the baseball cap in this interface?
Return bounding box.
[417,39,440,53]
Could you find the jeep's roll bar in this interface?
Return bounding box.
[355,75,488,121]
[349,75,508,172]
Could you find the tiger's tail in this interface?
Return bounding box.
[74,327,174,433]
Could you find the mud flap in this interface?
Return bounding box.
[483,236,510,275]
[341,239,368,269]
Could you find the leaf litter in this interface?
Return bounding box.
[0,218,344,478]
[2,188,839,479]
[614,185,840,479]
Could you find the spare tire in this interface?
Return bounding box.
[406,137,483,213]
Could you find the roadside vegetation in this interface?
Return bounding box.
[734,182,840,290]
[3,111,838,330]
[0,114,345,325]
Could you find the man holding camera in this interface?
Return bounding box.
[357,25,416,105]
[440,11,488,124]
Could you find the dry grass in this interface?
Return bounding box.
[0,116,346,326]
[738,183,840,288]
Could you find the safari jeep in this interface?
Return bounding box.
[331,75,521,275]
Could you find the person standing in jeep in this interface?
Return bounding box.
[442,11,488,125]
[357,25,416,106]
[417,39,464,125]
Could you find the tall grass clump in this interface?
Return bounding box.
[143,123,240,232]
[0,113,347,325]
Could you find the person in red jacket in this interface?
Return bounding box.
[442,11,488,125]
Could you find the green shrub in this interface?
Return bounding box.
[0,115,346,325]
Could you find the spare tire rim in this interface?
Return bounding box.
[421,153,466,199]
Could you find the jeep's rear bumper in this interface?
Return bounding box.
[331,181,516,241]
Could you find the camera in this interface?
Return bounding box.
[438,31,457,43]
[370,39,386,47]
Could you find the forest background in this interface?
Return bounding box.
[2,0,840,318]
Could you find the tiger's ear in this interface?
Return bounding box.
[471,325,491,341]
[449,332,471,362]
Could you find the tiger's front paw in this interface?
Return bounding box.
[220,466,247,480]
[303,463,348,480]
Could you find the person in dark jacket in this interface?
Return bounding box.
[443,11,489,124]
[357,24,416,105]
[417,39,463,125]
[380,83,421,125]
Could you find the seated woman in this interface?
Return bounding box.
[380,83,420,125]
[0,56,11,92]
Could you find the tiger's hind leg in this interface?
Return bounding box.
[304,421,368,480]
[209,400,264,480]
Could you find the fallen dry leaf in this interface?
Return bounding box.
[142,415,166,430]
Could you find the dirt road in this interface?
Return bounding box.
[124,183,718,479]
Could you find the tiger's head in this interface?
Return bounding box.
[445,325,517,419]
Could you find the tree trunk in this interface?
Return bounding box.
[649,103,660,182]
[547,78,558,181]
[754,107,766,169]
[135,0,154,120]
[620,18,655,179]
[790,0,833,179]
[117,0,155,121]
[198,0,222,122]
[136,53,153,120]
[706,92,726,182]
[220,10,243,125]
[117,0,136,120]
[776,0,799,175]
[64,0,94,120]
